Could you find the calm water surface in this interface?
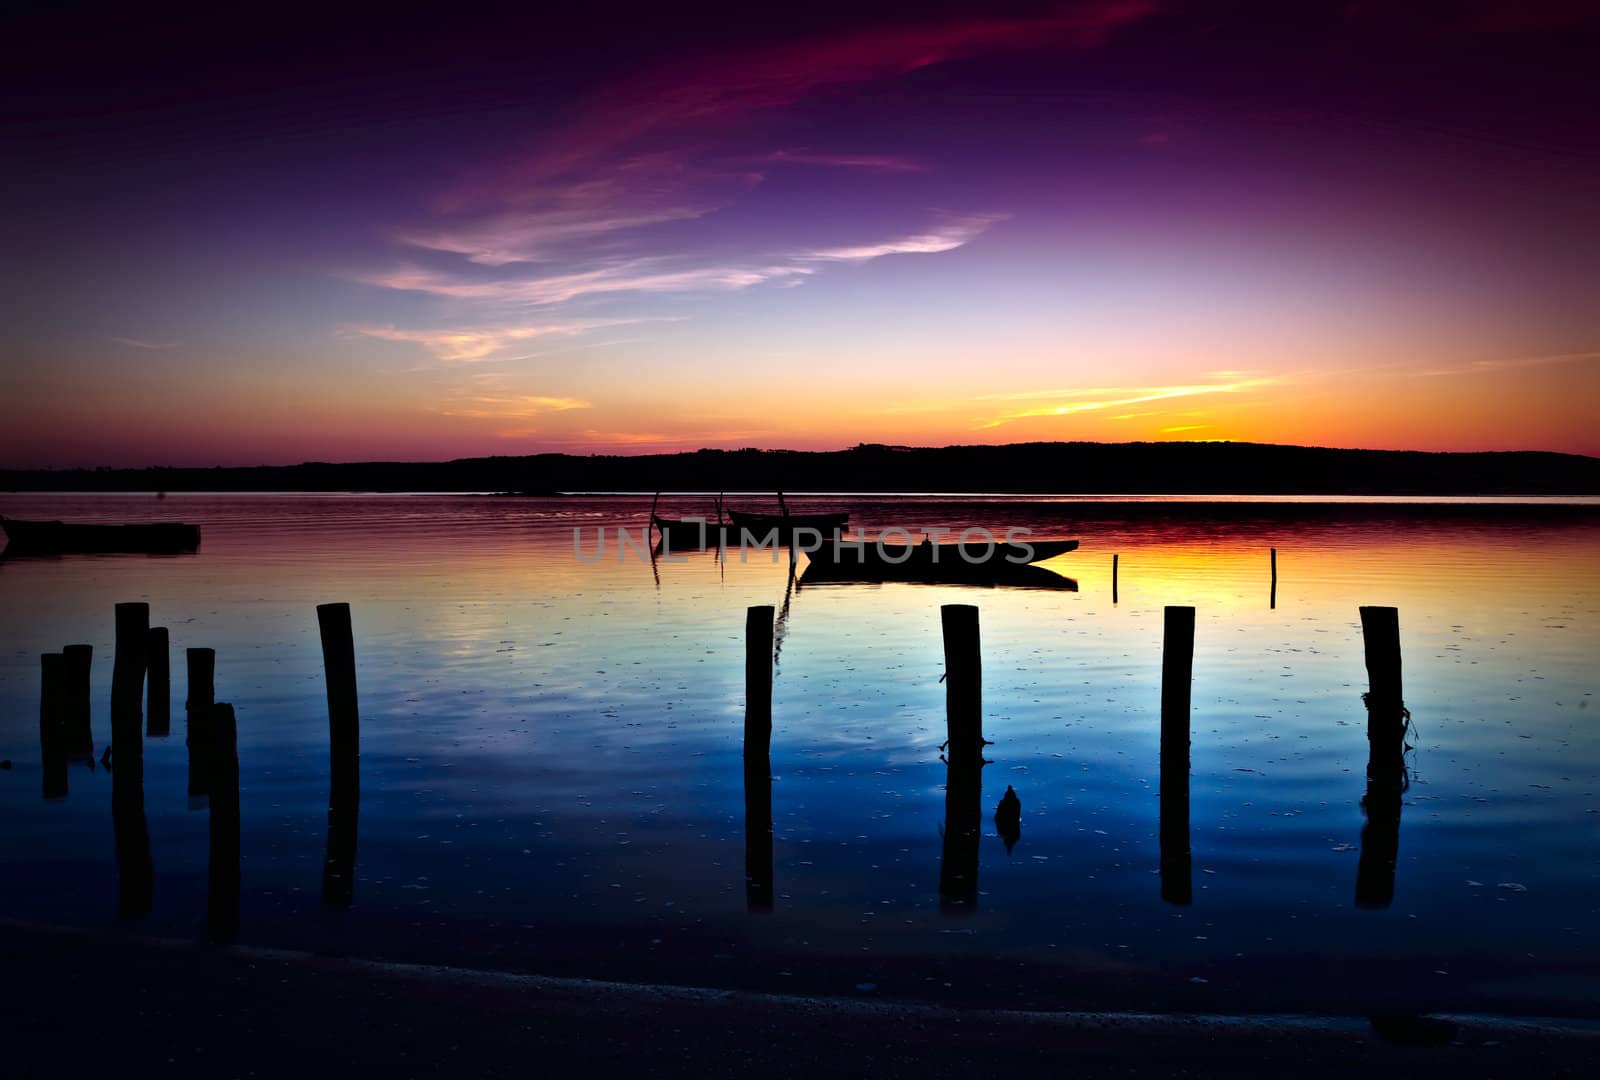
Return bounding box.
[1,493,1597,1014]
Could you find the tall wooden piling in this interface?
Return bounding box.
[186,648,215,798]
[1159,606,1195,904]
[1160,606,1195,740]
[1112,553,1119,604]
[1359,605,1407,773]
[742,605,776,912]
[110,603,149,774]
[316,603,360,796]
[208,703,240,942]
[146,627,170,737]
[941,604,982,758]
[62,644,93,758]
[40,653,68,800]
[744,605,775,746]
[1356,605,1406,909]
[1270,548,1278,610]
[1359,606,1402,705]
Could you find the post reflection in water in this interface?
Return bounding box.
[185,647,215,803]
[743,753,774,913]
[321,795,359,912]
[939,754,984,913]
[1356,723,1406,910]
[110,604,153,916]
[208,703,240,942]
[39,653,68,801]
[109,706,152,918]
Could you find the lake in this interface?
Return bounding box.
[1,493,1596,1015]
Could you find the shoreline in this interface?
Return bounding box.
[4,919,1598,1079]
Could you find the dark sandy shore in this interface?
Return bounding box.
[2,921,1596,1079]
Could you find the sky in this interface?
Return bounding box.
[2,0,1597,466]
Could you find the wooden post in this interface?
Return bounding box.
[62,644,93,759]
[1159,606,1195,904]
[744,605,774,745]
[742,604,776,913]
[111,602,149,775]
[1270,548,1278,610]
[1356,605,1406,909]
[941,604,982,758]
[316,603,360,797]
[1359,606,1402,704]
[146,627,170,737]
[1359,605,1406,770]
[40,653,68,800]
[1160,607,1195,741]
[208,703,240,942]
[186,648,215,798]
[1112,553,1119,604]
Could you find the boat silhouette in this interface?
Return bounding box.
[1,515,201,555]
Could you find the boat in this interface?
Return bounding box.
[799,556,1077,591]
[649,493,730,550]
[725,492,848,537]
[805,537,1079,567]
[1,515,202,555]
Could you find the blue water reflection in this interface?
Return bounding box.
[0,493,1596,1013]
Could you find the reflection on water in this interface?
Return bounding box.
[0,493,1597,1013]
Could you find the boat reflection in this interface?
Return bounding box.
[799,558,1077,590]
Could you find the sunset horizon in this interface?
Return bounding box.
[6,434,1600,475]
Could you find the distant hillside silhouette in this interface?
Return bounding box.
[4,442,1598,495]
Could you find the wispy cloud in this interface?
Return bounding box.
[361,214,1000,308]
[349,318,649,361]
[802,214,1006,261]
[358,260,818,306]
[110,337,179,350]
[442,394,592,419]
[1414,350,1599,378]
[977,376,1274,428]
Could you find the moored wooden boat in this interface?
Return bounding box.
[725,491,848,536]
[651,516,729,549]
[1,516,201,555]
[649,492,731,550]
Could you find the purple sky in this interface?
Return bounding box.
[3,1,1597,465]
